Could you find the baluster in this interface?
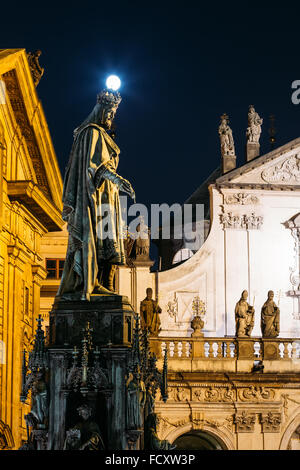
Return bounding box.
[224,341,231,358]
[230,342,236,358]
[283,341,289,359]
[204,342,209,358]
[161,341,166,359]
[287,342,293,358]
[279,342,285,359]
[217,341,223,358]
[208,341,214,358]
[183,341,190,357]
[292,342,298,360]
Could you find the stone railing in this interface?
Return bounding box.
[149,336,300,362]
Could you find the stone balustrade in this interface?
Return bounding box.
[149,336,300,373]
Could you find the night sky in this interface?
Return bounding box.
[2,3,300,209]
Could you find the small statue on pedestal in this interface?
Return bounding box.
[219,113,235,157]
[261,290,280,338]
[235,290,255,337]
[125,370,146,431]
[27,50,44,86]
[64,404,104,450]
[246,105,263,144]
[140,288,162,336]
[135,218,150,259]
[24,370,48,430]
[144,413,175,450]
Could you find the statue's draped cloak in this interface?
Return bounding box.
[261,301,279,337]
[57,123,126,299]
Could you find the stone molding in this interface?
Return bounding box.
[220,212,263,230]
[224,193,259,205]
[167,385,277,403]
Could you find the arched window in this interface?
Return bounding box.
[172,248,194,265]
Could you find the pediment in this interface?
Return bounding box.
[216,138,300,188]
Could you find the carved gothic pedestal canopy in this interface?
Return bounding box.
[46,295,136,450]
[0,420,14,450]
[50,295,134,348]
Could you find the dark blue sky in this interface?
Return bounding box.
[2,3,300,207]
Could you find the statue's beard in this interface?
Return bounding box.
[104,120,112,129]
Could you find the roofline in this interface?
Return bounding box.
[216,136,300,184]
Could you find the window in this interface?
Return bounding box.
[46,259,65,279]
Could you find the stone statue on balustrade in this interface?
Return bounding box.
[219,113,235,157]
[63,404,105,450]
[246,105,263,144]
[235,290,255,337]
[140,288,162,336]
[261,290,280,338]
[57,88,135,300]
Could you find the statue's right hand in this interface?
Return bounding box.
[119,179,135,200]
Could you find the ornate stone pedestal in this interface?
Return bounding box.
[21,295,168,451]
[47,294,135,450]
[262,339,280,360]
[237,338,254,359]
[246,142,260,161]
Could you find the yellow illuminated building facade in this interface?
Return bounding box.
[0,49,63,449]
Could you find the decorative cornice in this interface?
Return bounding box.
[215,182,300,191]
[7,181,63,231]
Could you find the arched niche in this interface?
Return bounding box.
[0,420,15,449]
[280,408,300,450]
[164,422,235,450]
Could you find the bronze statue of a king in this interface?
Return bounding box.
[57,88,135,300]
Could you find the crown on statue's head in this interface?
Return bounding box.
[97,89,122,109]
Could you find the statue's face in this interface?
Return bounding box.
[78,407,91,421]
[242,290,248,300]
[146,288,152,299]
[103,106,117,129]
[268,291,274,300]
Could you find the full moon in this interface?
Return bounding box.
[106,75,121,91]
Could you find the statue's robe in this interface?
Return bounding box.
[235,300,254,337]
[261,301,280,337]
[140,298,162,336]
[57,123,126,300]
